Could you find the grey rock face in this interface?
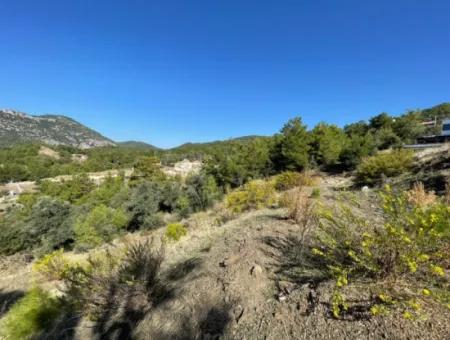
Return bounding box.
[0,109,115,148]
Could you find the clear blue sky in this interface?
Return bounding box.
[1,1,449,148]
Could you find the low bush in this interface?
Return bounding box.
[355,149,414,185]
[0,288,62,340]
[406,182,436,207]
[165,223,188,241]
[274,171,318,191]
[0,197,73,256]
[312,185,449,318]
[225,179,276,213]
[63,241,164,320]
[125,181,163,230]
[311,188,321,198]
[279,188,317,230]
[74,204,128,250]
[32,249,72,281]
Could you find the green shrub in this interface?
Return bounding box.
[311,188,321,198]
[165,223,188,241]
[125,181,163,230]
[0,288,62,340]
[356,149,414,185]
[184,173,221,211]
[78,175,125,206]
[74,204,128,250]
[40,173,95,203]
[274,171,318,191]
[0,197,73,256]
[312,186,449,318]
[226,179,276,213]
[32,249,72,281]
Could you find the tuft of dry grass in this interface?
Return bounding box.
[445,180,450,205]
[279,188,317,231]
[406,182,436,207]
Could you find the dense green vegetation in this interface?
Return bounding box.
[0,166,221,256]
[2,102,448,184]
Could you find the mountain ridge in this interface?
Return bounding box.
[0,109,115,149]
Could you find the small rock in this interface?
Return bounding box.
[220,255,240,267]
[361,186,370,193]
[278,293,287,302]
[234,305,244,323]
[278,280,296,294]
[250,265,263,276]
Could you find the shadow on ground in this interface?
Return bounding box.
[152,303,233,340]
[262,234,329,287]
[90,256,205,340]
[0,289,25,318]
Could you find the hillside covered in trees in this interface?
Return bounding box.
[1,102,449,185]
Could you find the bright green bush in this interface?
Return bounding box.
[0,288,62,340]
[226,179,276,213]
[165,223,188,241]
[311,188,321,198]
[312,186,449,318]
[32,249,72,281]
[356,149,414,185]
[74,204,128,249]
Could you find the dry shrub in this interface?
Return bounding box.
[406,182,437,207]
[280,188,318,231]
[445,180,450,205]
[63,240,164,320]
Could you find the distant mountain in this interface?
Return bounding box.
[0,109,115,148]
[117,141,159,150]
[172,135,268,149]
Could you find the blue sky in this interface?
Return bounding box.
[1,1,449,148]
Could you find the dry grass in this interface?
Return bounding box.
[445,180,450,205]
[406,182,437,207]
[279,188,317,232]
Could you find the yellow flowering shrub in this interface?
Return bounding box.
[313,185,449,318]
[225,179,276,213]
[165,223,187,241]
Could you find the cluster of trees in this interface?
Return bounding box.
[0,144,157,183]
[201,109,429,189]
[0,162,220,256]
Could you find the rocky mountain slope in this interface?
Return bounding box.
[0,109,115,148]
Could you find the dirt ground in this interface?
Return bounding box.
[1,176,449,340]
